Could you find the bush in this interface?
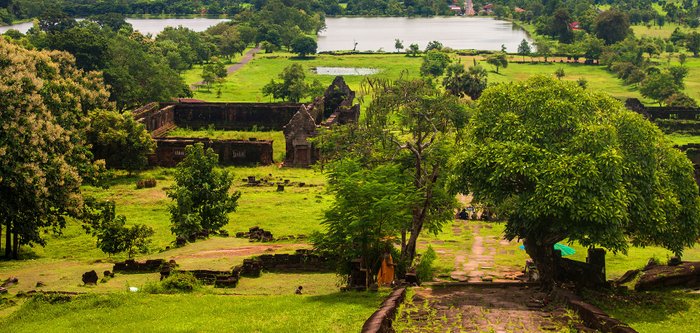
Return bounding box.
[415,246,438,283]
[144,272,200,294]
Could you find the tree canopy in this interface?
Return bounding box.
[453,76,700,287]
[0,37,111,258]
[168,143,241,242]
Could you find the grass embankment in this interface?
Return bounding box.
[166,128,287,162]
[0,291,387,333]
[588,290,700,333]
[666,133,700,145]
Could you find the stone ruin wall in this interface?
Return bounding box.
[149,137,273,167]
[165,102,303,131]
[133,103,301,167]
[133,76,360,168]
[626,98,700,185]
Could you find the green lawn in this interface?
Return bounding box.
[666,133,700,145]
[631,23,687,39]
[185,52,422,103]
[0,291,387,333]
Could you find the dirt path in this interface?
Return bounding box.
[190,47,261,90]
[395,285,587,332]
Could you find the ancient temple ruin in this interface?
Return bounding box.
[132,76,359,168]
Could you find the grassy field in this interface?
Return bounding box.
[181,51,658,106]
[183,52,423,102]
[0,291,387,333]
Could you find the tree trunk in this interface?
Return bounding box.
[4,220,10,259]
[0,222,3,256]
[524,237,558,290]
[12,231,19,259]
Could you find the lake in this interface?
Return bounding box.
[0,18,230,35]
[2,16,532,52]
[318,17,532,52]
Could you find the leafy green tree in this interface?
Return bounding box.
[0,38,111,259]
[425,40,443,52]
[442,63,488,100]
[665,92,698,107]
[86,109,155,172]
[420,50,451,77]
[291,35,317,58]
[640,72,682,105]
[82,199,154,258]
[316,78,464,265]
[517,39,531,61]
[408,43,421,57]
[202,57,227,88]
[313,159,417,277]
[595,9,631,45]
[157,26,214,66]
[104,34,190,111]
[486,52,508,73]
[534,39,552,62]
[453,76,700,288]
[168,143,241,241]
[686,31,700,57]
[550,8,574,43]
[263,64,320,102]
[582,35,605,62]
[394,38,404,52]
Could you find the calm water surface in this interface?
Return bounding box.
[2,17,531,52]
[318,17,532,52]
[0,18,229,35]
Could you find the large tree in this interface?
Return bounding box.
[420,50,451,77]
[291,35,318,58]
[103,33,190,111]
[595,9,631,45]
[453,76,700,288]
[0,38,111,259]
[86,109,155,172]
[315,78,465,267]
[442,63,488,100]
[262,63,321,102]
[168,143,241,242]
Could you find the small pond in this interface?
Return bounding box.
[313,67,380,75]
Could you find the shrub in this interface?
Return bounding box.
[144,272,200,294]
[415,246,438,283]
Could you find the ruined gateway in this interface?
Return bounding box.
[132,76,360,167]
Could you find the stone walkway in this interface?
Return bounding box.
[394,285,589,333]
[451,222,498,282]
[190,47,261,90]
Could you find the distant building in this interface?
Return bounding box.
[465,0,475,16]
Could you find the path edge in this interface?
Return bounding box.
[360,287,407,333]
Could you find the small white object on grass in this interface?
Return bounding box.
[128,287,139,292]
